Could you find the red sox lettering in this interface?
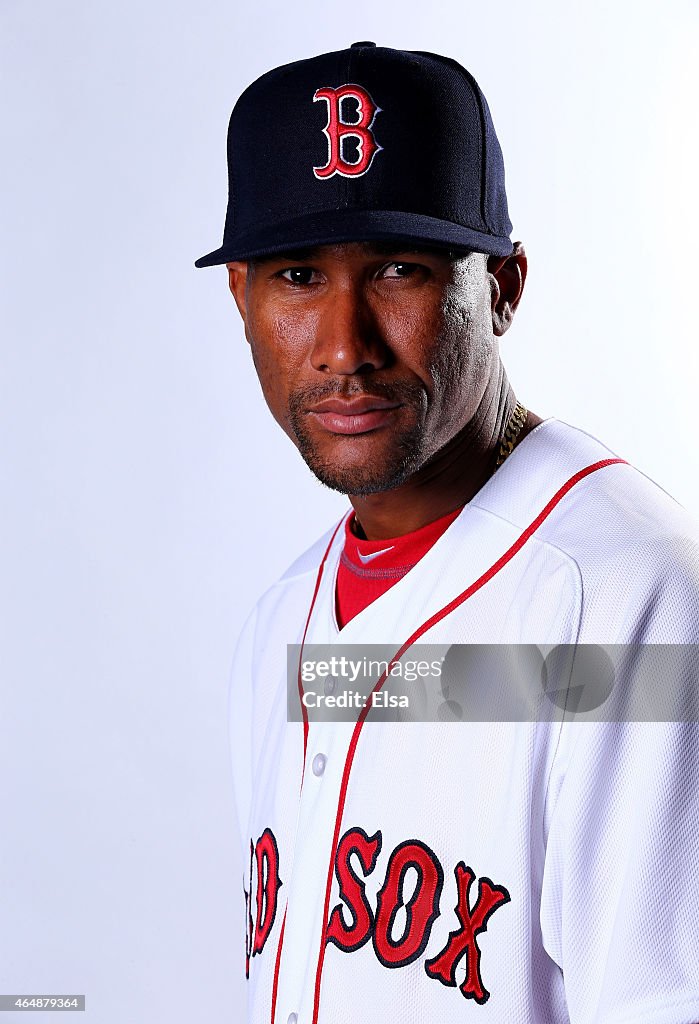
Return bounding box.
[328,829,444,970]
[325,827,384,954]
[244,828,283,978]
[313,84,382,179]
[245,824,511,1004]
[424,862,512,1004]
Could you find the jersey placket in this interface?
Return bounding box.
[271,525,357,1024]
[272,716,356,1023]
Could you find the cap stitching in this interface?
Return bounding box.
[412,51,498,237]
[462,68,491,233]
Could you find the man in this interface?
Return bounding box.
[196,42,699,1024]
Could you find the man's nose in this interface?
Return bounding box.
[309,285,390,374]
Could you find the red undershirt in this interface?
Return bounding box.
[336,505,464,629]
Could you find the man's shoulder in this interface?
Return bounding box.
[277,522,343,583]
[504,419,699,640]
[529,419,699,553]
[487,417,699,549]
[244,519,344,626]
[231,519,345,661]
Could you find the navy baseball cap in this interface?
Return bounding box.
[194,42,513,268]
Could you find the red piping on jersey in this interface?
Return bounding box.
[271,517,345,1024]
[269,906,286,1023]
[272,457,626,1024]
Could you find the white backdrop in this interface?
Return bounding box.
[1,0,697,1020]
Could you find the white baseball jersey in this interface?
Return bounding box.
[227,418,699,1024]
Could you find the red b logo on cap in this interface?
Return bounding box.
[313,84,381,179]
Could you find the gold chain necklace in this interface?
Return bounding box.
[495,400,528,468]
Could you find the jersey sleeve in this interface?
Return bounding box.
[540,720,699,1024]
[539,529,699,1023]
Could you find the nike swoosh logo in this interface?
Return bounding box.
[357,546,395,564]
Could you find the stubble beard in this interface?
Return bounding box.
[287,380,429,496]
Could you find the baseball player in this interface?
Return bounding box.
[195,42,699,1024]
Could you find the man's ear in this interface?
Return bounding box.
[486,241,527,337]
[226,261,249,323]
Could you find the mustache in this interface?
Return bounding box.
[289,379,425,413]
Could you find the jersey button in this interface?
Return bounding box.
[312,753,327,777]
[286,1014,298,1024]
[324,674,336,696]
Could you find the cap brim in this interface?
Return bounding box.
[194,208,513,267]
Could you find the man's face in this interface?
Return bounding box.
[227,242,505,496]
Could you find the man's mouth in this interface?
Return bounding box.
[307,396,402,435]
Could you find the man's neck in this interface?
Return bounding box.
[348,371,542,541]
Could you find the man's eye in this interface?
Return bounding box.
[280,267,319,285]
[380,261,420,279]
